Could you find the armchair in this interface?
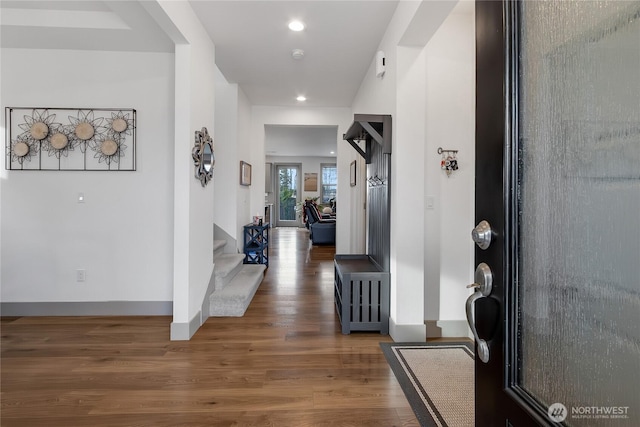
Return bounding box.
[304,200,336,245]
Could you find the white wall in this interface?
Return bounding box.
[393,44,428,333]
[236,87,252,249]
[351,1,422,116]
[425,7,475,330]
[213,66,239,239]
[213,67,254,252]
[0,48,174,304]
[351,1,427,341]
[350,0,473,340]
[250,107,353,253]
[156,1,216,339]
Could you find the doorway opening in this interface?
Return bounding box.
[275,164,301,227]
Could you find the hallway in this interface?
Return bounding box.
[1,227,418,426]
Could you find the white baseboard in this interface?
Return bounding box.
[170,310,202,341]
[425,320,443,338]
[0,301,172,316]
[389,318,427,342]
[436,319,472,338]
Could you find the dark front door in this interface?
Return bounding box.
[474,1,640,425]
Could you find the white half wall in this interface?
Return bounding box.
[1,48,174,305]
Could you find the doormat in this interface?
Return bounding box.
[380,342,474,427]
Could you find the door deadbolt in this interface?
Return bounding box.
[472,220,492,250]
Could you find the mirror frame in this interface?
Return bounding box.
[192,127,214,187]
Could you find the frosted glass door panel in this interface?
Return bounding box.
[518,2,640,425]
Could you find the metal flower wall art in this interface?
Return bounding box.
[5,108,136,171]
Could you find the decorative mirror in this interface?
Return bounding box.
[192,127,214,187]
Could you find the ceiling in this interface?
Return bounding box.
[0,0,399,157]
[0,1,174,52]
[189,0,399,108]
[1,0,398,108]
[186,0,398,157]
[265,125,338,158]
[0,1,477,157]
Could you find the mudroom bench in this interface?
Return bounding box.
[334,254,390,335]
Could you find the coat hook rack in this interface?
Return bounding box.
[438,147,459,177]
[367,174,386,187]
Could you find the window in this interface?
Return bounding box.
[320,163,337,204]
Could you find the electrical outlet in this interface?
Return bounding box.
[76,269,86,282]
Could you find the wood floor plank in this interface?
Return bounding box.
[311,385,413,410]
[87,388,315,414]
[1,227,418,425]
[1,343,169,358]
[2,368,267,391]
[263,367,397,389]
[0,390,101,417]
[0,409,407,427]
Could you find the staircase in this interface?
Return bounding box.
[209,239,266,317]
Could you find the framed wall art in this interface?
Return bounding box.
[304,172,318,191]
[240,160,252,186]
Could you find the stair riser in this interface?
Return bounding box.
[215,260,244,291]
[213,240,227,258]
[209,265,266,317]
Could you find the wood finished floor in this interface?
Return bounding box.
[1,227,420,427]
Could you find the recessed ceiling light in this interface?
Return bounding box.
[330,151,335,154]
[288,20,305,32]
[296,95,307,102]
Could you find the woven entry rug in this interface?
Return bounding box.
[380,342,474,427]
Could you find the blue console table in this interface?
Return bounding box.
[243,223,269,267]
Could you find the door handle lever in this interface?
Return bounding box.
[466,291,490,363]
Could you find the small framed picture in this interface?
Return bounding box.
[304,172,318,191]
[350,160,357,187]
[240,161,252,186]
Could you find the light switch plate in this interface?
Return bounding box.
[426,196,435,210]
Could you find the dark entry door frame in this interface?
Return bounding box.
[475,0,640,425]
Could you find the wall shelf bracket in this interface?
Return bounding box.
[343,114,392,164]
